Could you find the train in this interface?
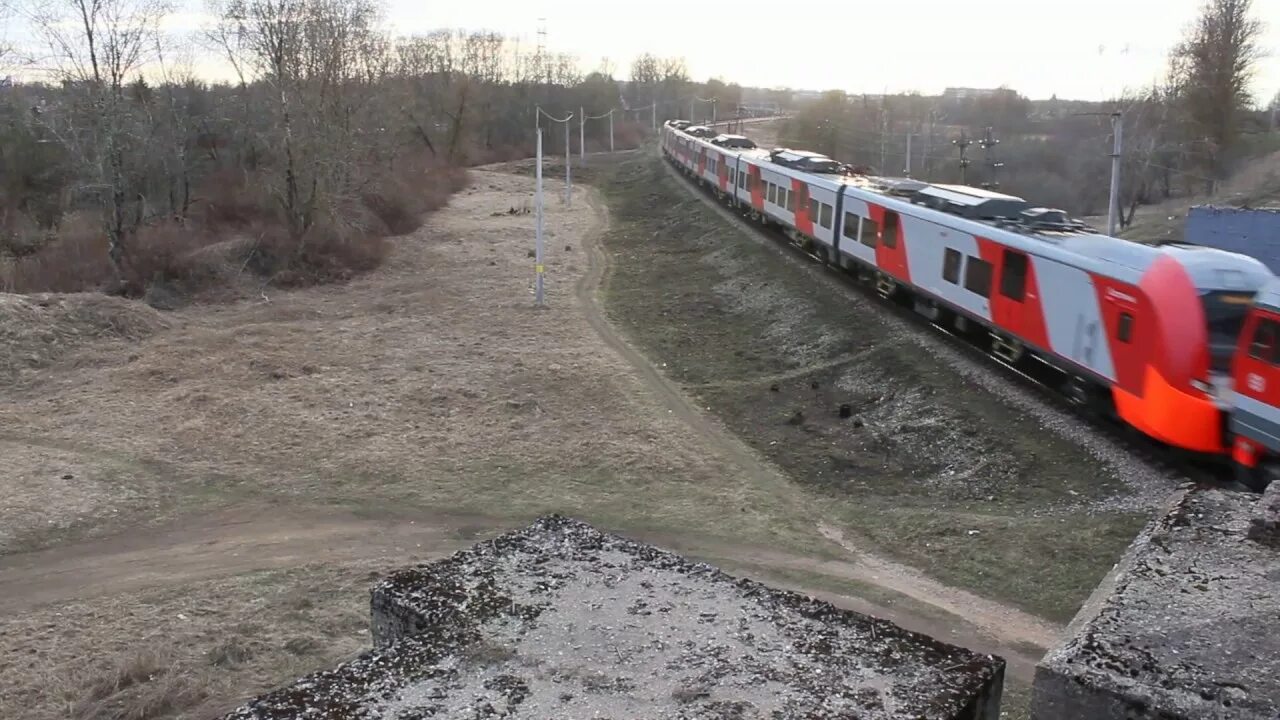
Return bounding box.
[660,119,1280,490]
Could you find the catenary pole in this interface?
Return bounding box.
[535,129,545,305]
[1108,112,1123,236]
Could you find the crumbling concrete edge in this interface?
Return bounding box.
[1029,485,1194,719]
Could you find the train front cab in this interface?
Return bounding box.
[1230,282,1280,490]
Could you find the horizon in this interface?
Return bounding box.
[2,0,1278,105]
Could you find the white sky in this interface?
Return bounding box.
[388,0,1280,102]
[5,0,1279,102]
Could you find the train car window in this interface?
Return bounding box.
[943,249,962,284]
[1249,319,1280,363]
[1117,313,1134,343]
[964,257,993,298]
[861,217,880,248]
[768,183,776,204]
[820,204,833,229]
[786,188,796,212]
[809,198,819,220]
[1000,250,1028,301]
[842,212,860,240]
[881,212,899,249]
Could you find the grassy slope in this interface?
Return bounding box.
[597,152,1148,623]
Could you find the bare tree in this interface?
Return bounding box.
[1171,0,1264,183]
[211,0,391,238]
[23,0,170,283]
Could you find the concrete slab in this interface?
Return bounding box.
[1032,487,1280,719]
[224,515,1005,719]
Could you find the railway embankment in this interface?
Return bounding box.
[596,151,1176,625]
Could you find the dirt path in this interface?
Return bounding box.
[0,506,1048,682]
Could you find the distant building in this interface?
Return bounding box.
[943,87,1020,102]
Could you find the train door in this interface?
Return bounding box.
[873,208,910,282]
[793,181,814,236]
[990,248,1049,348]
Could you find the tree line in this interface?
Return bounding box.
[0,0,725,300]
[779,0,1276,226]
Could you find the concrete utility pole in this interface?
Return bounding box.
[689,97,695,121]
[579,107,586,161]
[904,131,913,177]
[879,109,887,172]
[953,131,972,185]
[651,102,656,130]
[535,129,545,306]
[609,110,614,152]
[1108,112,1123,236]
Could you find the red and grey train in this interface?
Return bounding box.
[661,120,1280,489]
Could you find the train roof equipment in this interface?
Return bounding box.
[712,134,757,149]
[913,184,1030,221]
[768,149,844,174]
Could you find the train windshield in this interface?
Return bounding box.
[1201,289,1255,372]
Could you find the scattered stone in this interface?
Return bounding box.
[61,473,74,480]
[527,250,536,258]
[223,516,1005,719]
[1033,487,1280,719]
[786,410,805,426]
[1248,482,1280,547]
[839,403,852,419]
[853,419,865,429]
[564,245,572,252]
[810,381,819,389]
[769,383,780,392]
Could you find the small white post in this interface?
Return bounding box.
[565,117,572,205]
[609,110,614,152]
[535,129,545,306]
[579,106,585,162]
[651,102,656,129]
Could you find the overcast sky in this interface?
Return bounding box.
[7,0,1279,103]
[387,0,1280,102]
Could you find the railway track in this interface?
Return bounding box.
[661,153,1233,489]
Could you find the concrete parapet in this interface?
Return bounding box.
[225,515,1005,719]
[1032,488,1280,719]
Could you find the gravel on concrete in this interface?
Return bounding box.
[224,515,1006,719]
